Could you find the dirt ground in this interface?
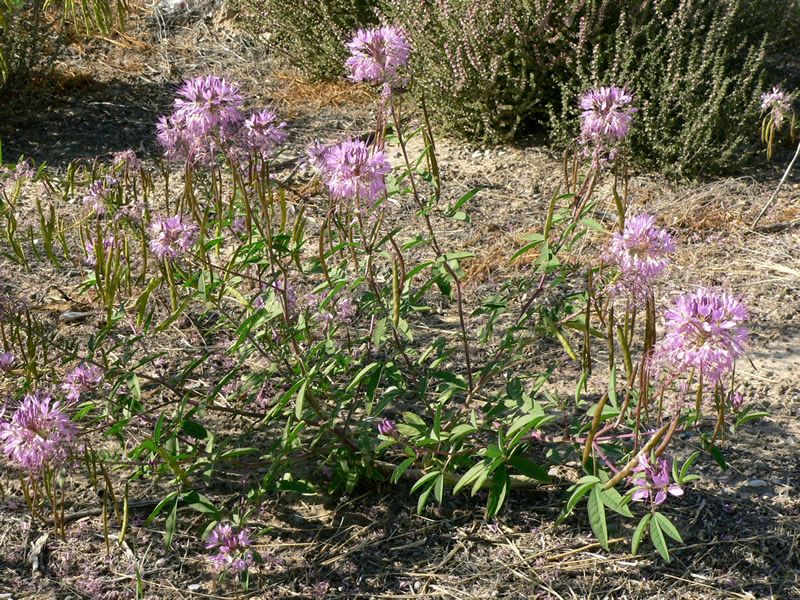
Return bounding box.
[1,4,799,599]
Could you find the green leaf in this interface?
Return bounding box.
[180,490,219,516]
[649,516,670,562]
[507,456,551,482]
[486,465,509,518]
[181,419,207,440]
[417,485,433,513]
[164,496,178,548]
[145,491,178,525]
[653,512,682,542]
[678,451,701,482]
[631,513,651,555]
[295,380,308,419]
[434,473,445,504]
[371,317,387,349]
[601,487,633,518]
[448,423,477,441]
[346,362,380,392]
[587,485,608,549]
[411,470,441,494]
[453,460,488,495]
[391,457,415,484]
[557,479,597,524]
[707,444,727,470]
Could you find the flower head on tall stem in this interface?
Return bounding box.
[578,86,636,167]
[605,214,675,302]
[62,363,104,403]
[0,351,15,373]
[580,86,636,141]
[346,26,411,93]
[84,236,117,268]
[173,75,244,137]
[0,392,77,474]
[653,288,749,383]
[149,215,198,260]
[760,86,794,130]
[241,108,288,160]
[83,175,120,215]
[314,139,390,205]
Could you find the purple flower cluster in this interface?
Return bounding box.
[0,351,15,372]
[242,109,288,160]
[149,215,198,260]
[760,85,793,130]
[630,454,683,505]
[113,149,142,171]
[376,418,398,437]
[62,363,104,403]
[309,139,390,205]
[206,523,254,573]
[346,26,411,93]
[579,86,636,165]
[308,290,358,327]
[605,214,675,302]
[156,75,287,165]
[0,393,77,474]
[654,288,749,383]
[83,175,120,215]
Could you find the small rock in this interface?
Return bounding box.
[471,150,482,159]
[187,583,202,592]
[746,479,768,488]
[59,311,92,323]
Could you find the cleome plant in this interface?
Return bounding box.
[0,24,780,592]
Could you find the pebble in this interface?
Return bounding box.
[59,311,92,323]
[187,583,202,591]
[471,150,482,159]
[746,479,769,488]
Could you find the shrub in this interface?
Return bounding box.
[550,0,770,177]
[380,0,573,140]
[235,0,378,80]
[0,0,122,90]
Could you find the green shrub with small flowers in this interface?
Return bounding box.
[0,22,789,594]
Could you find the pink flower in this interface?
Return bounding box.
[241,109,288,160]
[149,215,198,260]
[630,454,683,505]
[206,523,254,573]
[0,351,15,372]
[377,418,398,437]
[760,85,794,130]
[605,214,675,302]
[156,75,245,164]
[580,86,636,141]
[83,175,119,215]
[653,288,749,383]
[62,363,104,403]
[346,26,411,91]
[312,139,390,204]
[0,393,77,474]
[84,236,117,268]
[173,75,244,138]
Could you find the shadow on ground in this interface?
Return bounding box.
[0,75,176,168]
